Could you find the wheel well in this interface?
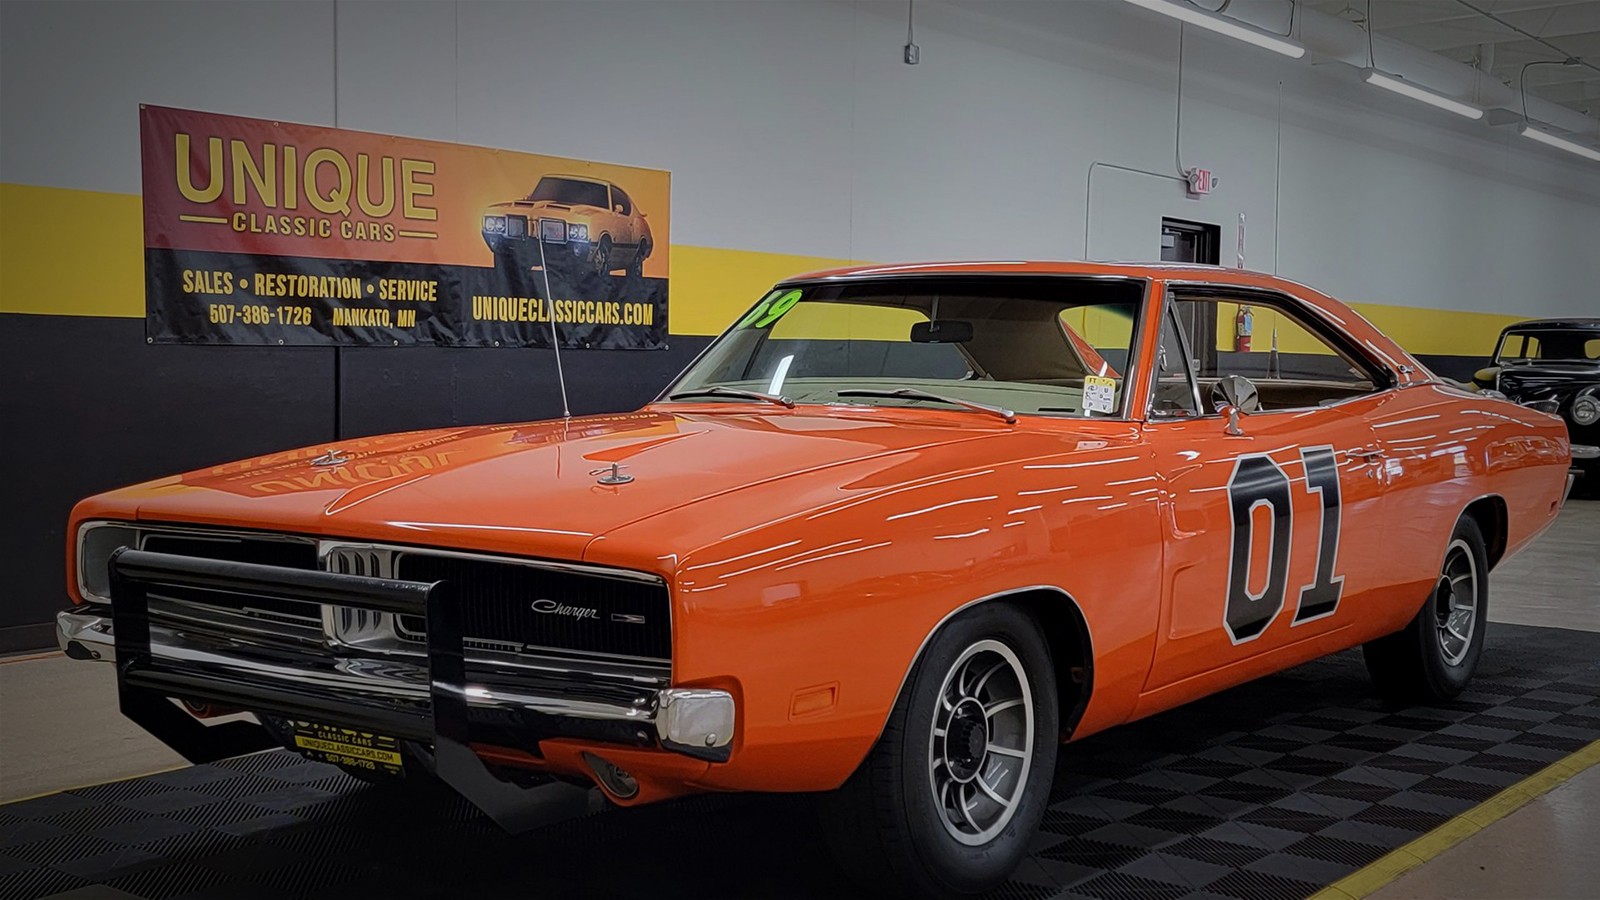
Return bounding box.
[1462,495,1508,569]
[999,589,1093,741]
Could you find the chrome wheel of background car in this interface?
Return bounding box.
[926,639,1033,846]
[1435,538,1478,667]
[592,237,612,276]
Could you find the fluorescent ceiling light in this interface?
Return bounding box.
[1361,69,1484,120]
[1120,0,1306,59]
[1518,124,1600,163]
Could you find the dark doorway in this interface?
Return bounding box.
[1161,218,1221,372]
[1160,217,1220,265]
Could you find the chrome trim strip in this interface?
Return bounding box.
[1571,444,1599,460]
[875,584,1093,747]
[319,539,666,585]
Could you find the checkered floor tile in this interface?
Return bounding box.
[2,623,1596,899]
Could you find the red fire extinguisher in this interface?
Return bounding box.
[1234,305,1254,352]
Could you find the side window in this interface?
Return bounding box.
[1150,304,1200,417]
[612,186,633,215]
[1172,295,1383,411]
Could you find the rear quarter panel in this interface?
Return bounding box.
[1370,383,1569,609]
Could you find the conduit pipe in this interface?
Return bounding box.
[1179,0,1599,140]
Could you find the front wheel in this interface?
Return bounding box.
[1363,515,1489,702]
[820,604,1058,898]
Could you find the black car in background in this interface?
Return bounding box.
[1475,317,1600,494]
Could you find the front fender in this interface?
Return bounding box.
[582,432,1163,791]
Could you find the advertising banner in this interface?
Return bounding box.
[140,105,669,348]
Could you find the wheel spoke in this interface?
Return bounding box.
[975,771,1015,809]
[987,743,1027,758]
[970,660,1008,699]
[958,783,982,832]
[985,697,1025,719]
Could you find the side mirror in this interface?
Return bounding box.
[1472,367,1499,388]
[1210,374,1261,414]
[1219,404,1246,436]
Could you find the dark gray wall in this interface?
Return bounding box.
[0,311,709,651]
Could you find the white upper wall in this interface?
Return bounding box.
[3,0,1597,316]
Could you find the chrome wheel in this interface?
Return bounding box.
[1435,538,1478,666]
[927,639,1034,846]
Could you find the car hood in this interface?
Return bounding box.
[107,407,1036,564]
[488,200,591,215]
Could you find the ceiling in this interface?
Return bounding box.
[1306,0,1600,118]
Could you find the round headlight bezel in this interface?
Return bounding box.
[1571,392,1600,427]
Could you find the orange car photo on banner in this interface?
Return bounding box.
[140,105,670,348]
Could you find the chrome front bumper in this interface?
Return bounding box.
[1572,444,1599,460]
[57,607,732,759]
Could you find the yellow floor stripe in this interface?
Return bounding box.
[0,762,190,807]
[1311,738,1600,900]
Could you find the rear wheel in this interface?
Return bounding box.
[1364,516,1489,702]
[820,604,1057,898]
[629,240,650,279]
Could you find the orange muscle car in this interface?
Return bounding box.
[482,174,653,279]
[59,262,1577,896]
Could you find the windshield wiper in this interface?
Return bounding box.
[835,388,1017,424]
[667,386,795,409]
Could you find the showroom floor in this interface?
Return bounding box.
[0,502,1595,899]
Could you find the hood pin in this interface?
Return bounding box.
[591,462,634,485]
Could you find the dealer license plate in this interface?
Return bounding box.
[290,720,404,776]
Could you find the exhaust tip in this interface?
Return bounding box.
[582,752,639,800]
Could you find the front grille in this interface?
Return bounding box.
[395,554,671,663]
[140,530,319,625]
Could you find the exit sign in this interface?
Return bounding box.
[1185,167,1214,196]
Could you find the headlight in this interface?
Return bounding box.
[567,223,588,242]
[1572,393,1600,426]
[483,215,506,234]
[77,521,139,605]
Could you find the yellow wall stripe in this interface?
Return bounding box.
[0,181,1524,356]
[1311,739,1600,900]
[1,183,145,318]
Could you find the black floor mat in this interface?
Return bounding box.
[2,623,1598,900]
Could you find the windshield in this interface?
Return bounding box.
[668,276,1146,418]
[527,177,609,208]
[1494,329,1600,364]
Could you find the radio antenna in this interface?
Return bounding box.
[535,236,572,418]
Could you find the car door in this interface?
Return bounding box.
[1140,287,1391,695]
[606,184,636,247]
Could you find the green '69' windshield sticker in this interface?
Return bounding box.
[739,289,803,329]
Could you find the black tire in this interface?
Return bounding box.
[592,236,613,277]
[819,604,1058,898]
[629,240,650,279]
[1363,515,1489,703]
